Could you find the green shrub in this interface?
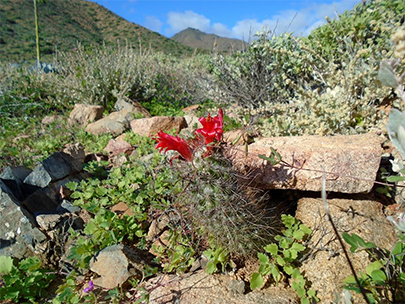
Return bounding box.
[250,215,317,304]
[209,0,404,136]
[306,0,405,61]
[0,255,56,303]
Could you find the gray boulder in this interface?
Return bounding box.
[24,152,82,188]
[0,180,48,259]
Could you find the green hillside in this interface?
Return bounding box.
[0,0,195,63]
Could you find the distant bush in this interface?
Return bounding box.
[53,43,212,113]
[0,43,214,120]
[210,32,302,109]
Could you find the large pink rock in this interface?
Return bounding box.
[228,133,383,193]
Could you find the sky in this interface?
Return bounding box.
[89,0,362,40]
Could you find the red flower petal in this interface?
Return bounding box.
[195,108,224,142]
[154,131,193,162]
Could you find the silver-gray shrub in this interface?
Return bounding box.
[52,42,212,111]
[210,31,303,109]
[0,44,214,118]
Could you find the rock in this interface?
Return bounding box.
[228,133,382,193]
[63,143,85,164]
[147,270,298,304]
[24,152,83,188]
[104,138,134,157]
[0,166,32,201]
[295,197,396,303]
[227,279,246,295]
[147,213,172,241]
[36,213,64,231]
[90,244,133,289]
[223,129,251,145]
[130,116,187,137]
[149,230,171,257]
[68,104,104,126]
[110,202,135,218]
[85,109,133,136]
[17,152,87,215]
[182,104,200,114]
[89,244,152,289]
[24,172,88,215]
[114,99,151,118]
[0,166,32,184]
[41,115,63,125]
[0,180,48,259]
[36,213,84,241]
[57,199,81,214]
[22,189,59,215]
[180,114,201,136]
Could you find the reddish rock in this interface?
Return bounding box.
[130,116,187,137]
[228,133,383,193]
[182,104,200,114]
[89,244,145,289]
[111,202,135,218]
[223,129,251,145]
[104,138,133,157]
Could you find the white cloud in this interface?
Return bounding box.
[229,0,360,39]
[165,11,211,36]
[164,0,360,39]
[145,16,163,33]
[211,23,232,38]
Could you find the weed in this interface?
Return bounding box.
[250,214,317,304]
[0,255,56,303]
[342,233,405,303]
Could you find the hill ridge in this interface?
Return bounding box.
[172,27,248,53]
[0,0,195,63]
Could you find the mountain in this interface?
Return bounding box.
[172,28,249,53]
[0,0,195,63]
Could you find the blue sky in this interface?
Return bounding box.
[88,0,362,39]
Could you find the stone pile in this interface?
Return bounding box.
[0,149,87,260]
[1,101,402,304]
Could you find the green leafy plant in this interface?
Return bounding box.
[151,229,196,274]
[342,233,405,303]
[0,255,56,303]
[53,271,99,304]
[203,245,230,274]
[250,214,317,304]
[67,208,144,269]
[65,153,179,270]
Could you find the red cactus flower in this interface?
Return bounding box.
[154,109,224,163]
[154,131,193,162]
[196,108,224,150]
